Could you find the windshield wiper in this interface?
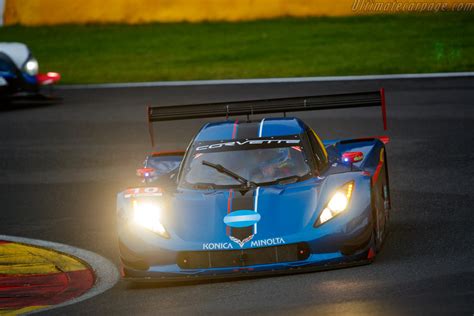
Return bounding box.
[201,160,255,188]
[263,173,311,186]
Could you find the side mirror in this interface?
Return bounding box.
[342,151,364,163]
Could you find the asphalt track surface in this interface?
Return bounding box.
[0,77,473,315]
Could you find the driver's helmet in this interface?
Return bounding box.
[265,148,290,164]
[257,148,291,176]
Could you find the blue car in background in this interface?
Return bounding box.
[117,91,391,282]
[0,42,60,102]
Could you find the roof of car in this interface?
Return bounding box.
[194,117,307,141]
[0,42,30,68]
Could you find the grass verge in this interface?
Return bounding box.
[1,13,473,84]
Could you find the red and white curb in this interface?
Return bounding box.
[0,235,119,315]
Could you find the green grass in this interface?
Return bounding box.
[1,13,473,83]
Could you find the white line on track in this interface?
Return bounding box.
[58,71,474,89]
[0,235,120,314]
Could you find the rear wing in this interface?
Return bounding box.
[147,89,387,146]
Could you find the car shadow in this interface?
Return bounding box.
[0,96,62,112]
[123,259,373,290]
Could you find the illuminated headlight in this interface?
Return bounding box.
[24,58,39,76]
[315,181,354,227]
[132,200,169,238]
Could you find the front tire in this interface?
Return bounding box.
[372,150,390,253]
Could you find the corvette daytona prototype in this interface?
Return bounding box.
[117,90,391,281]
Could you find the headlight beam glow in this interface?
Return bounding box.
[132,200,169,238]
[24,58,39,76]
[316,181,354,226]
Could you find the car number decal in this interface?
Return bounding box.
[123,187,162,198]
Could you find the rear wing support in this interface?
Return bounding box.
[147,89,388,147]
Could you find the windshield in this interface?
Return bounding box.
[180,139,311,187]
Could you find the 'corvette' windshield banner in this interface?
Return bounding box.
[195,137,301,152]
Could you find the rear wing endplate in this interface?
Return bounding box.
[147,89,387,147]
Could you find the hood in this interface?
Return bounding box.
[167,178,321,247]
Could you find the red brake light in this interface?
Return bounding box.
[36,72,61,85]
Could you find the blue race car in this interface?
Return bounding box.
[0,42,61,102]
[117,90,391,282]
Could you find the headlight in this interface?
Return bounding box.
[24,58,39,76]
[132,200,169,238]
[315,181,354,227]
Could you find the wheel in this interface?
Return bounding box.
[372,149,391,253]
